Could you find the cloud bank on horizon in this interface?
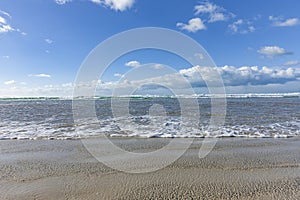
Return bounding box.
[0,0,300,97]
[1,64,299,97]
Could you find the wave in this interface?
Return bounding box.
[0,116,299,140]
[1,93,299,100]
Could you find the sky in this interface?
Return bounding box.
[0,0,300,97]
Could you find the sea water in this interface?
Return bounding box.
[0,96,299,140]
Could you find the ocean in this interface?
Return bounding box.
[0,96,299,140]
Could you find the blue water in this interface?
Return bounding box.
[0,97,299,139]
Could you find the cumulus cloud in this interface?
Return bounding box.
[0,83,73,98]
[152,64,164,69]
[283,60,299,67]
[4,80,16,85]
[277,18,299,26]
[55,0,135,11]
[54,0,72,5]
[219,65,300,86]
[0,16,6,24]
[0,24,14,33]
[228,19,255,34]
[106,65,300,91]
[76,65,300,94]
[209,13,226,23]
[194,53,205,60]
[269,16,300,27]
[228,19,242,32]
[0,10,11,18]
[176,18,206,32]
[29,74,51,78]
[20,31,27,36]
[45,38,53,44]
[0,11,14,33]
[194,1,233,23]
[2,65,300,97]
[125,60,141,67]
[0,10,25,35]
[114,73,123,77]
[257,46,292,57]
[90,0,135,11]
[176,65,300,87]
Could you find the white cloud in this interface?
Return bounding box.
[209,12,226,23]
[90,0,135,11]
[55,0,135,11]
[73,65,300,96]
[194,53,204,60]
[0,16,6,24]
[283,60,299,67]
[45,38,53,44]
[0,10,24,35]
[176,18,206,33]
[0,83,74,98]
[228,19,255,34]
[228,19,242,32]
[4,80,16,85]
[2,55,9,59]
[107,65,300,91]
[248,26,255,32]
[194,1,233,23]
[0,10,11,18]
[194,2,216,14]
[0,24,14,33]
[55,0,72,5]
[29,74,51,78]
[114,73,123,77]
[276,18,299,27]
[269,16,300,27]
[257,46,292,57]
[125,60,141,67]
[268,16,278,21]
[0,11,12,33]
[152,64,164,69]
[176,65,300,87]
[2,65,300,97]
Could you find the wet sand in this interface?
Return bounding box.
[0,138,299,199]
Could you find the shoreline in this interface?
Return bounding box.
[0,138,299,199]
[1,134,298,141]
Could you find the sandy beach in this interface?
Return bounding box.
[0,137,299,199]
[1,0,300,199]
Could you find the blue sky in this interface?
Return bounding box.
[0,0,300,97]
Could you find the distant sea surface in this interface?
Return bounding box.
[0,97,299,140]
